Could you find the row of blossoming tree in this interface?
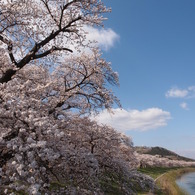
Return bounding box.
[0,0,146,194]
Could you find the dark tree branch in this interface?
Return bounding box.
[0,69,17,83]
[16,15,81,69]
[59,0,79,28]
[34,46,73,60]
[8,43,17,65]
[0,35,17,64]
[40,0,58,25]
[0,12,82,84]
[37,15,81,49]
[0,21,25,34]
[0,145,14,167]
[0,34,9,44]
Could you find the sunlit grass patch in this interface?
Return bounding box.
[138,167,195,195]
[137,167,179,179]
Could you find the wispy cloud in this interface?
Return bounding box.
[85,26,119,51]
[165,87,188,98]
[91,108,171,132]
[165,86,195,99]
[180,102,189,110]
[166,86,195,110]
[58,26,119,61]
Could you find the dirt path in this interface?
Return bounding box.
[154,173,166,182]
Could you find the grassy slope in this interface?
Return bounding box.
[138,167,195,195]
[138,167,179,179]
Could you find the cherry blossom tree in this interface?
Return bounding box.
[0,0,111,82]
[135,152,195,168]
[0,1,141,194]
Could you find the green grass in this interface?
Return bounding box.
[49,181,68,190]
[138,167,195,195]
[155,168,195,195]
[138,167,179,179]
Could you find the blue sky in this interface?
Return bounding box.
[93,0,195,158]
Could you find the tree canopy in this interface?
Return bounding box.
[0,1,145,194]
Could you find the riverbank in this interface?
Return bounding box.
[138,167,195,194]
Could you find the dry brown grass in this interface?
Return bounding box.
[155,167,195,195]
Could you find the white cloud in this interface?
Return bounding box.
[166,86,195,99]
[85,26,119,51]
[91,108,171,132]
[57,26,119,61]
[64,26,119,57]
[187,86,195,98]
[165,88,188,98]
[180,102,189,110]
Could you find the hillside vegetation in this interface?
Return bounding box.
[136,147,195,195]
[135,146,195,163]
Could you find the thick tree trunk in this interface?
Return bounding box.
[0,144,14,167]
[0,130,19,167]
[0,69,16,83]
